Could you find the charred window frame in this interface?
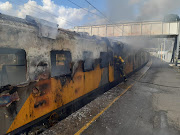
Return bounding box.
[51,50,72,77]
[100,52,109,68]
[83,51,94,72]
[108,51,113,66]
[128,55,132,63]
[135,54,138,60]
[0,48,27,86]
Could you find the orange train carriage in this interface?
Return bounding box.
[0,14,150,134]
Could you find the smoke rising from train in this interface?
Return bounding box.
[107,0,180,21]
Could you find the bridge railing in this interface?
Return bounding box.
[73,21,179,37]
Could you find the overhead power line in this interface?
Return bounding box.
[84,0,107,19]
[67,0,124,34]
[8,0,127,35]
[67,0,103,18]
[84,0,128,35]
[8,0,77,27]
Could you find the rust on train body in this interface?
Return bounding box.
[0,14,150,135]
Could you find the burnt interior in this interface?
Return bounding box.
[108,51,113,66]
[83,51,94,72]
[113,43,124,57]
[100,52,109,68]
[51,50,72,77]
[0,48,26,86]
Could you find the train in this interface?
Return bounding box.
[0,14,149,135]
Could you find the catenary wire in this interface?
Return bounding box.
[67,0,103,18]
[67,0,125,34]
[8,0,78,27]
[8,0,127,34]
[84,0,128,35]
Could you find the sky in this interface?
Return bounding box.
[0,0,180,28]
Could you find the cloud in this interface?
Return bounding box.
[56,5,86,27]
[17,0,87,28]
[0,1,18,17]
[0,1,12,11]
[0,0,87,28]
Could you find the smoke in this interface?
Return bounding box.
[86,9,107,25]
[118,37,157,49]
[107,0,136,22]
[137,0,180,20]
[107,0,180,22]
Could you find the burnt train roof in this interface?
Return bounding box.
[0,13,98,39]
[0,13,129,46]
[0,13,36,26]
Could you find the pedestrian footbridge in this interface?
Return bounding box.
[73,21,179,38]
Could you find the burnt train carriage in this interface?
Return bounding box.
[0,14,149,135]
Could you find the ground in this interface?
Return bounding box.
[41,57,180,135]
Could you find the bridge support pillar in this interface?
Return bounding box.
[171,36,178,64]
[176,35,180,66]
[177,35,180,58]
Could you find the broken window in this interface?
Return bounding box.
[128,55,132,63]
[108,51,113,66]
[135,54,138,60]
[51,50,72,77]
[0,48,27,86]
[83,51,94,72]
[100,52,109,68]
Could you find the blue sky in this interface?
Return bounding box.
[0,0,180,28]
[0,0,109,28]
[4,0,107,13]
[41,0,107,12]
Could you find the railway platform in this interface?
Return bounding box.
[41,57,180,135]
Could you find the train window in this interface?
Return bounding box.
[100,52,109,68]
[128,55,131,63]
[51,50,72,77]
[135,54,138,60]
[108,51,113,65]
[0,48,27,86]
[83,51,94,72]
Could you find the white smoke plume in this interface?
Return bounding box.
[107,0,136,22]
[137,0,180,20]
[107,0,180,22]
